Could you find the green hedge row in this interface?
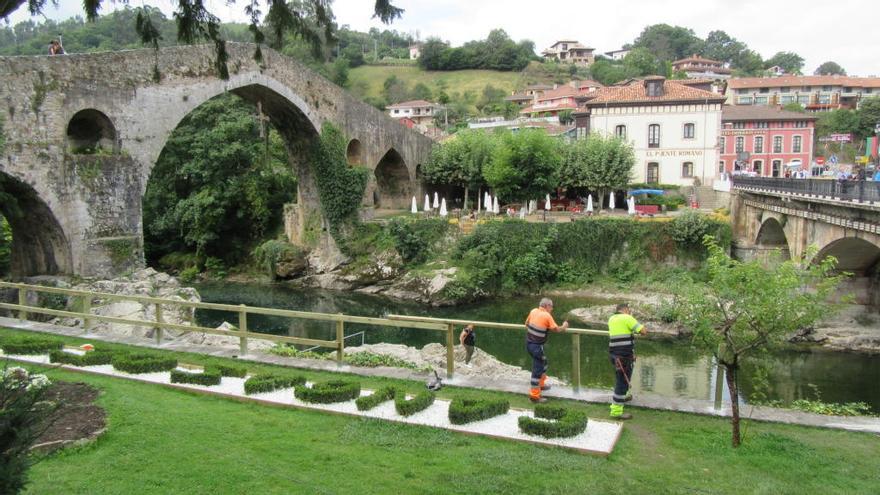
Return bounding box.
[112,354,178,374]
[0,337,62,355]
[518,404,588,438]
[355,386,397,411]
[295,380,361,404]
[244,374,306,395]
[170,368,222,386]
[214,364,247,378]
[49,349,115,366]
[395,390,435,417]
[448,398,510,425]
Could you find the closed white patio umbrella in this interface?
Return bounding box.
[433,192,439,209]
[609,191,616,211]
[411,196,418,214]
[440,198,448,217]
[424,194,431,212]
[544,194,551,211]
[586,194,594,213]
[628,196,636,215]
[493,196,500,214]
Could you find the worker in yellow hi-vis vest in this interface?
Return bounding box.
[608,302,647,420]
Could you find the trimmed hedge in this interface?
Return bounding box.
[0,337,62,355]
[214,364,247,378]
[170,368,222,386]
[295,380,361,404]
[518,404,588,438]
[111,354,177,374]
[395,390,435,417]
[448,398,510,425]
[49,349,115,366]
[355,386,397,411]
[244,374,306,395]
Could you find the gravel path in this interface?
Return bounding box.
[5,353,621,455]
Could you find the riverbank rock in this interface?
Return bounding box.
[567,305,684,338]
[342,342,565,386]
[792,305,880,354]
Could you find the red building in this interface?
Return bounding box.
[719,106,817,177]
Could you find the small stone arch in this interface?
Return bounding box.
[346,139,363,165]
[66,109,117,154]
[814,237,880,275]
[374,148,411,209]
[754,217,791,261]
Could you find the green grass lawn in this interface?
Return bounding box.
[349,65,526,101]
[4,329,879,494]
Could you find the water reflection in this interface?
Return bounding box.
[194,282,880,412]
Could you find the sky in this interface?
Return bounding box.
[7,0,878,76]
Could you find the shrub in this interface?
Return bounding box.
[448,398,510,424]
[355,386,398,411]
[111,354,177,374]
[395,390,435,416]
[0,337,62,355]
[178,266,200,283]
[214,364,248,378]
[345,352,425,371]
[244,374,306,395]
[295,380,361,404]
[518,404,588,438]
[252,240,303,279]
[388,217,450,264]
[668,210,712,247]
[0,367,55,495]
[48,349,115,366]
[170,368,222,386]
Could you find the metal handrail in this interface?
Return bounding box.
[732,176,880,204]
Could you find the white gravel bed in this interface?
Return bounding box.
[3,354,621,455]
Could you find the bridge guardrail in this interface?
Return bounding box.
[732,176,880,204]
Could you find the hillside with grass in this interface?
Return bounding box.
[349,65,526,102]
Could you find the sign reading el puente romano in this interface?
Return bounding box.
[645,150,705,157]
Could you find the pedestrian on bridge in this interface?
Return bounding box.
[608,302,647,420]
[524,298,568,403]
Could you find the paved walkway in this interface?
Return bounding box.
[2,316,878,434]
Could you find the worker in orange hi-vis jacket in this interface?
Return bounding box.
[524,298,568,403]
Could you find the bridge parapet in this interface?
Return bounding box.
[733,176,880,210]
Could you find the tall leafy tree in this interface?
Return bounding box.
[560,134,634,209]
[764,51,804,74]
[622,47,661,77]
[814,61,846,76]
[816,109,860,137]
[856,97,880,140]
[675,239,843,447]
[630,24,703,62]
[701,30,747,66]
[484,130,561,202]
[422,130,496,210]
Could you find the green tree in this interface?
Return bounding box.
[412,83,433,101]
[630,24,703,62]
[589,58,629,85]
[701,30,747,67]
[143,94,296,265]
[557,109,574,125]
[422,130,496,210]
[814,61,846,76]
[781,102,806,113]
[560,134,635,209]
[331,56,350,87]
[382,75,410,104]
[675,239,844,447]
[622,47,661,76]
[816,109,860,137]
[731,49,765,76]
[856,97,880,140]
[764,51,804,75]
[484,130,561,202]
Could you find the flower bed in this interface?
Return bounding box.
[448,398,510,425]
[518,404,588,438]
[49,349,115,367]
[395,390,435,416]
[355,386,397,411]
[295,380,361,404]
[111,354,177,374]
[243,374,305,395]
[170,368,222,386]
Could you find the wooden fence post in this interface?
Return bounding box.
[238,305,248,356]
[17,287,27,320]
[154,303,164,345]
[446,323,455,379]
[336,315,344,364]
[82,295,92,333]
[571,333,581,393]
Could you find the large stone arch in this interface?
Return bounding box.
[755,217,791,260]
[814,237,880,275]
[0,172,72,277]
[346,139,363,165]
[374,148,411,209]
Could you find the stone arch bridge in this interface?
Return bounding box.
[731,178,880,305]
[0,43,432,278]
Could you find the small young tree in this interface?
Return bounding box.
[1,367,56,494]
[675,239,845,447]
[483,130,561,203]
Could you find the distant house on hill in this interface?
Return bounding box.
[671,55,732,80]
[541,40,595,66]
[409,43,422,59]
[511,80,604,116]
[386,100,438,126]
[603,48,630,61]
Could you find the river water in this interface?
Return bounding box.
[194,282,880,412]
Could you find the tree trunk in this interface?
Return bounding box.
[724,363,741,448]
[463,187,469,212]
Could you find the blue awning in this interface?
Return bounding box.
[627,189,665,196]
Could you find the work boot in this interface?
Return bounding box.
[541,384,552,391]
[620,394,632,402]
[529,396,548,404]
[611,413,633,420]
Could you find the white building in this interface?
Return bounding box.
[409,43,422,59]
[541,40,595,66]
[576,77,726,186]
[604,48,630,61]
[386,100,437,125]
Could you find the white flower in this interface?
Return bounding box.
[26,374,51,391]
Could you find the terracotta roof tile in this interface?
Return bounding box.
[721,105,818,121]
[728,75,880,89]
[584,80,726,106]
[386,99,436,109]
[672,55,723,66]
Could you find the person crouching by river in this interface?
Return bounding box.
[608,302,647,420]
[459,324,476,367]
[525,298,568,403]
